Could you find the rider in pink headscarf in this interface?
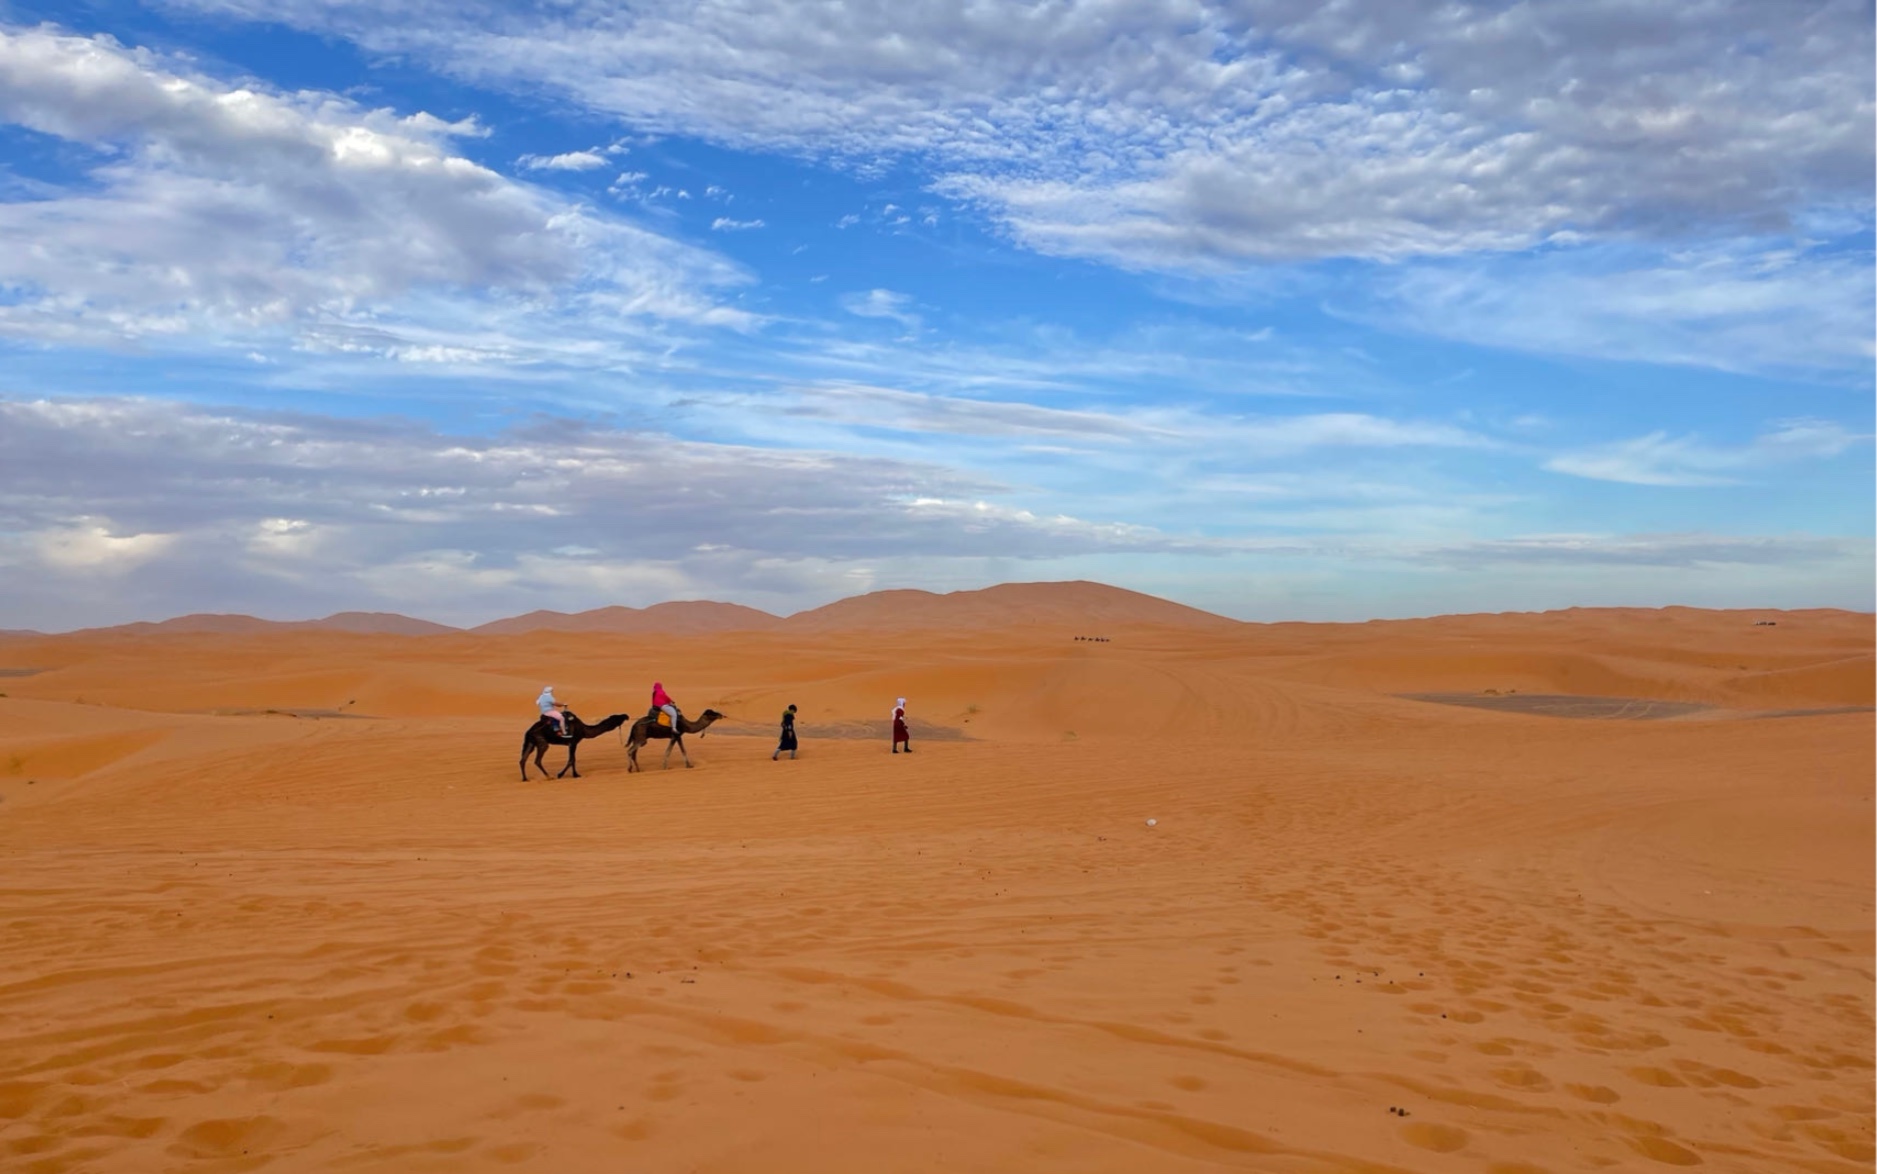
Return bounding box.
[652,681,678,730]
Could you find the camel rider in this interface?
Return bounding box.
[651,681,679,730]
[537,685,568,736]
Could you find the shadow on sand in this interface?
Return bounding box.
[1402,692,1872,721]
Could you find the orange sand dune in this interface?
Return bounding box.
[784,579,1241,633]
[473,601,783,637]
[74,611,457,637]
[0,594,1871,1172]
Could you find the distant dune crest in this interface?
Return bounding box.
[8,583,1869,641]
[784,580,1240,632]
[19,580,1239,638]
[65,611,457,637]
[470,601,784,637]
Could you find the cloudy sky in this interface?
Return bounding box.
[0,1,1870,629]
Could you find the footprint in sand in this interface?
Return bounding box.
[1626,1135,1702,1165]
[142,1077,218,1095]
[1695,1064,1762,1088]
[419,1024,487,1052]
[244,1062,332,1091]
[1400,1122,1468,1153]
[10,1131,61,1156]
[1490,1064,1553,1092]
[307,1034,398,1055]
[168,1115,287,1160]
[1772,1104,1838,1121]
[613,1116,654,1141]
[0,1081,45,1119]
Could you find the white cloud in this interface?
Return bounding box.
[1364,241,1876,375]
[785,383,1158,440]
[0,26,752,355]
[1546,419,1865,487]
[0,395,1214,627]
[1233,413,1486,455]
[1419,531,1870,571]
[155,0,1871,271]
[516,149,608,170]
[35,518,176,572]
[2,396,1866,628]
[125,0,1872,380]
[709,216,766,231]
[839,288,920,329]
[249,517,326,558]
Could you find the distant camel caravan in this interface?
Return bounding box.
[626,708,724,772]
[519,710,631,781]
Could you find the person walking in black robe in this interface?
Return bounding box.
[773,704,798,761]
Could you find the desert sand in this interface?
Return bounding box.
[1,583,1871,1172]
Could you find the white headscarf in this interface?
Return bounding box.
[894,697,906,717]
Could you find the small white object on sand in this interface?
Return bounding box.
[1146,818,1157,827]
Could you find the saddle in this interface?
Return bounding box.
[645,707,678,729]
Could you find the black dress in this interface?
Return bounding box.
[776,710,798,752]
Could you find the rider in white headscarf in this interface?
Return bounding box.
[537,685,567,736]
[892,697,910,754]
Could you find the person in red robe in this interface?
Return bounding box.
[892,697,911,753]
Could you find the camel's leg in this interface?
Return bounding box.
[677,735,693,768]
[560,740,580,778]
[661,736,676,769]
[532,742,550,780]
[520,737,533,781]
[626,739,639,773]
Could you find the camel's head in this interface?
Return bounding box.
[698,708,724,735]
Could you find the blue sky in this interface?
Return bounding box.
[0,1,1871,629]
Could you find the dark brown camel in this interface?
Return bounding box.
[519,710,631,781]
[625,708,724,772]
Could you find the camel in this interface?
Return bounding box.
[518,710,632,781]
[625,708,724,772]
